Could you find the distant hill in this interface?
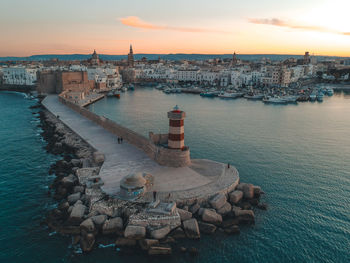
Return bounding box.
[0,53,348,62]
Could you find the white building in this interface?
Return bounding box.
[2,67,38,85]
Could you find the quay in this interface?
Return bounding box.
[42,95,239,203]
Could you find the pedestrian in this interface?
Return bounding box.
[121,137,123,144]
[117,137,120,144]
[153,191,157,202]
[228,163,230,168]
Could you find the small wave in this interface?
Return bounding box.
[49,231,57,236]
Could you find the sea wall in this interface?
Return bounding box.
[58,96,191,167]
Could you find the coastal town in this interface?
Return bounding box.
[1,46,350,105]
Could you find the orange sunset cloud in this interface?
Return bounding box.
[119,16,230,34]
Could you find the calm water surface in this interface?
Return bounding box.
[1,89,349,262]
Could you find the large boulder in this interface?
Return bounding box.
[202,209,222,225]
[91,215,107,229]
[139,239,159,250]
[170,227,186,239]
[183,218,200,239]
[234,209,255,224]
[189,203,200,214]
[61,174,77,188]
[102,217,123,235]
[148,246,172,255]
[67,192,81,205]
[224,225,240,235]
[124,225,146,239]
[177,208,192,221]
[93,151,105,165]
[80,218,95,234]
[198,222,217,234]
[217,202,232,215]
[68,204,86,225]
[209,193,227,210]
[229,190,243,204]
[150,225,171,240]
[237,183,254,199]
[74,185,85,194]
[80,233,95,253]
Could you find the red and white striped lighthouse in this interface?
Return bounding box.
[167,105,186,149]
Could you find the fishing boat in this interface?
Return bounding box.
[326,88,334,96]
[263,96,288,104]
[309,92,317,101]
[317,92,324,102]
[244,92,264,100]
[200,91,216,97]
[218,92,242,99]
[282,95,299,103]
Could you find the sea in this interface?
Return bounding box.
[0,88,350,262]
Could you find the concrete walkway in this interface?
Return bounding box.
[42,95,239,200]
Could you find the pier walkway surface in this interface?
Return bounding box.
[42,95,239,201]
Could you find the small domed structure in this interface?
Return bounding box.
[120,172,152,199]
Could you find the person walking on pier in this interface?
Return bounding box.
[120,137,123,144]
[117,137,120,144]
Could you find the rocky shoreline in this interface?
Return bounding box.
[38,100,267,256]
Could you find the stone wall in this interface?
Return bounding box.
[59,96,191,167]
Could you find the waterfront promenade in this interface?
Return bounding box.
[42,95,239,201]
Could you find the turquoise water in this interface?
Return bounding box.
[1,89,350,262]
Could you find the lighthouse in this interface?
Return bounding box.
[167,105,186,149]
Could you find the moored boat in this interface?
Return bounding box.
[263,96,288,104]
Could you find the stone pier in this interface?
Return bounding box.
[42,95,239,204]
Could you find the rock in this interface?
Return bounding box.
[257,203,268,210]
[68,206,73,214]
[80,218,95,234]
[253,186,261,197]
[150,225,171,240]
[202,209,222,225]
[221,218,239,228]
[148,246,172,255]
[229,190,243,204]
[57,226,81,235]
[180,246,187,252]
[240,202,252,210]
[61,174,77,188]
[72,235,80,245]
[139,239,159,250]
[217,202,232,215]
[68,204,86,225]
[189,203,200,214]
[58,201,69,211]
[198,222,216,234]
[67,192,81,205]
[249,198,259,206]
[80,233,95,253]
[235,210,255,224]
[102,217,123,235]
[237,183,254,199]
[71,159,81,167]
[82,158,91,168]
[86,210,99,218]
[183,218,200,239]
[198,208,205,216]
[209,193,227,210]
[160,237,175,244]
[91,215,107,228]
[74,185,85,194]
[115,237,137,247]
[170,227,186,239]
[124,225,146,239]
[177,208,192,221]
[224,225,240,235]
[93,151,105,165]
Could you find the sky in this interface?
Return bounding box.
[0,0,349,57]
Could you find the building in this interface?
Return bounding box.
[37,71,93,94]
[2,67,37,86]
[128,45,135,67]
[303,51,311,65]
[89,50,101,66]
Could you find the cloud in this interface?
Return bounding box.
[248,18,350,36]
[119,16,230,34]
